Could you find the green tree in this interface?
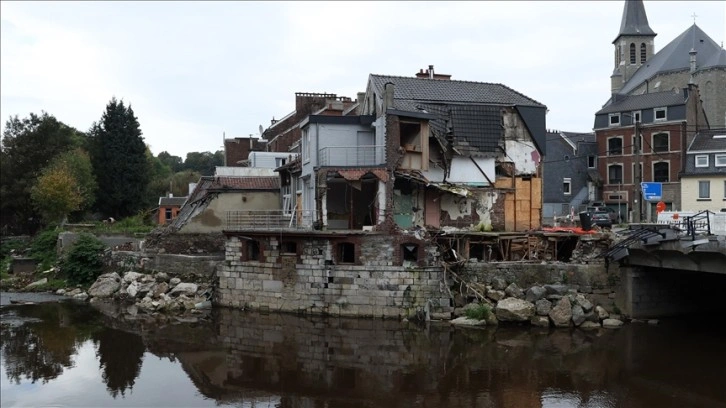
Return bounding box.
[1,112,85,233]
[183,150,224,176]
[30,162,82,224]
[89,98,151,219]
[157,151,183,173]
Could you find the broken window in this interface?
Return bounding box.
[400,122,422,151]
[607,137,623,156]
[165,208,172,221]
[338,242,355,263]
[652,133,669,152]
[281,241,297,254]
[401,244,418,263]
[246,240,260,261]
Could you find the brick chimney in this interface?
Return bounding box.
[414,65,452,80]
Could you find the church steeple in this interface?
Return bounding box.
[611,0,657,94]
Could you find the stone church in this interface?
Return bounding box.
[609,0,725,127]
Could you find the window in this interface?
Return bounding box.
[654,107,667,121]
[281,242,297,254]
[653,162,669,182]
[695,155,709,167]
[338,242,355,263]
[609,114,621,126]
[715,154,726,167]
[563,178,572,195]
[588,156,596,168]
[401,244,418,263]
[608,137,623,156]
[640,43,647,63]
[247,240,261,260]
[608,164,623,185]
[652,133,669,152]
[165,208,172,221]
[698,181,710,199]
[632,111,641,123]
[302,129,310,162]
[275,157,286,167]
[629,43,636,64]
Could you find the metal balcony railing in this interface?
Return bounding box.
[319,145,384,167]
[226,210,315,231]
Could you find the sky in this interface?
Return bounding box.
[1,1,725,158]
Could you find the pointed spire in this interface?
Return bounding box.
[614,0,656,43]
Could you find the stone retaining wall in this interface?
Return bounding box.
[106,251,223,281]
[218,235,452,319]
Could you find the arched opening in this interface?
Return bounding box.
[629,43,636,64]
[640,43,647,63]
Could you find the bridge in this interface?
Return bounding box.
[604,212,726,318]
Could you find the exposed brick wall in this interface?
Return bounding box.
[224,137,266,167]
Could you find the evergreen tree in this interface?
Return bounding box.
[90,98,151,219]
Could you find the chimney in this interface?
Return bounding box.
[428,65,434,79]
[270,117,277,125]
[168,193,173,198]
[357,92,365,104]
[384,82,395,111]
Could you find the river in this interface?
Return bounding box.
[1,292,724,408]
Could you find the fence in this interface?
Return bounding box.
[319,145,385,167]
[226,210,315,231]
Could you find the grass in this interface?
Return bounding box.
[21,278,68,292]
[465,303,492,321]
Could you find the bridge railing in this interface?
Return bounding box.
[681,210,712,239]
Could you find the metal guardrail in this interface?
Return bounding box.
[319,145,384,167]
[226,210,315,231]
[681,210,712,239]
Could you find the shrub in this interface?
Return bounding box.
[464,303,492,321]
[61,233,107,286]
[30,229,60,271]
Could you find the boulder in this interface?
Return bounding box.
[595,305,610,320]
[24,278,48,290]
[450,317,487,327]
[504,283,524,299]
[55,289,66,296]
[73,292,88,300]
[137,282,153,298]
[169,283,198,297]
[525,286,547,303]
[603,318,624,329]
[571,305,586,327]
[544,284,568,296]
[155,272,169,283]
[575,294,593,312]
[88,273,121,298]
[491,277,507,291]
[152,282,169,299]
[549,297,572,328]
[169,277,182,287]
[495,298,535,322]
[67,288,82,297]
[486,290,505,302]
[535,299,552,316]
[126,281,139,298]
[123,271,143,283]
[530,316,550,328]
[580,321,601,330]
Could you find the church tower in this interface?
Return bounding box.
[611,0,657,94]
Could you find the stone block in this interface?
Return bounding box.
[262,280,283,292]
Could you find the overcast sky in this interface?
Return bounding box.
[2,1,725,158]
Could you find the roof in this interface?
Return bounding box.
[619,24,722,95]
[701,48,726,71]
[614,0,655,42]
[687,129,726,152]
[369,74,545,108]
[369,74,547,155]
[597,90,686,115]
[209,176,280,190]
[561,131,596,144]
[159,197,187,206]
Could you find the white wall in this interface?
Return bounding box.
[215,167,278,177]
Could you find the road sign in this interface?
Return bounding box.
[656,201,666,213]
[641,182,662,201]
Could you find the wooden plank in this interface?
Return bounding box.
[531,177,542,209]
[504,193,515,232]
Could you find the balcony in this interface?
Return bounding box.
[319,145,385,167]
[226,210,314,231]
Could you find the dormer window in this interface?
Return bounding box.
[654,107,667,121]
[695,155,708,167]
[609,114,621,126]
[632,111,641,123]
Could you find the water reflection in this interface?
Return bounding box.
[1,300,725,408]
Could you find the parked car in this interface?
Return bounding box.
[590,211,613,229]
[586,206,620,223]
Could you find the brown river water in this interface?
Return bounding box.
[1,292,725,408]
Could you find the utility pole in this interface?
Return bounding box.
[633,121,642,223]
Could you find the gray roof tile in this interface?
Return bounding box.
[597,91,686,114]
[619,24,722,95]
[615,0,656,41]
[369,74,545,108]
[688,129,726,152]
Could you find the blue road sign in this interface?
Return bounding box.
[641,182,662,201]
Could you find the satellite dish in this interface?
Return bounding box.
[258,125,264,136]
